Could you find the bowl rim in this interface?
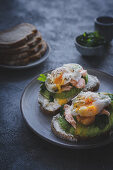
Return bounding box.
[95,16,113,26]
[75,35,105,49]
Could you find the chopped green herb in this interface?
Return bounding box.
[77,31,105,47]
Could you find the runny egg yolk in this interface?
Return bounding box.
[74,97,98,117]
[54,74,64,93]
[57,98,68,105]
[77,105,97,117]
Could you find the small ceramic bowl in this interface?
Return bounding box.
[75,36,105,57]
[95,16,113,42]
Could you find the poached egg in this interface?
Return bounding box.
[71,92,111,117]
[45,63,87,93]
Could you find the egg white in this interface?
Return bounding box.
[45,63,84,93]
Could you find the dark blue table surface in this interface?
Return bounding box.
[0,0,113,169]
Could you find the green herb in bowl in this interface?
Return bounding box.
[77,31,105,47]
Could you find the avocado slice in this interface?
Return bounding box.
[40,87,81,100]
[54,87,81,99]
[40,89,50,100]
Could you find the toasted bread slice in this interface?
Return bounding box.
[0,23,37,48]
[0,40,47,65]
[0,32,42,54]
[38,74,100,115]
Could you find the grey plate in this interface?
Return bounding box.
[0,44,50,70]
[21,69,113,149]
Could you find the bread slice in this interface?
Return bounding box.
[0,23,37,48]
[0,32,42,54]
[38,74,100,115]
[0,39,43,61]
[0,40,47,65]
[51,114,77,141]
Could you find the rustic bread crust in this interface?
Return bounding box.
[0,32,42,54]
[40,105,60,116]
[0,23,37,47]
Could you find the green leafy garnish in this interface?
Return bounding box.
[60,105,65,115]
[95,114,109,129]
[40,83,46,92]
[83,32,86,37]
[49,94,54,102]
[37,74,47,82]
[77,31,105,47]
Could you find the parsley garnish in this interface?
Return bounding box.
[77,31,105,47]
[37,74,47,82]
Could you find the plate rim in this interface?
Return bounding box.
[20,69,113,149]
[0,43,50,70]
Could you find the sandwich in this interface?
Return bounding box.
[38,63,100,115]
[51,92,113,141]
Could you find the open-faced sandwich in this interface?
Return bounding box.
[51,92,113,141]
[38,63,100,115]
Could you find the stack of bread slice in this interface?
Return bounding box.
[0,23,47,66]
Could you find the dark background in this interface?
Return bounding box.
[0,0,113,169]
